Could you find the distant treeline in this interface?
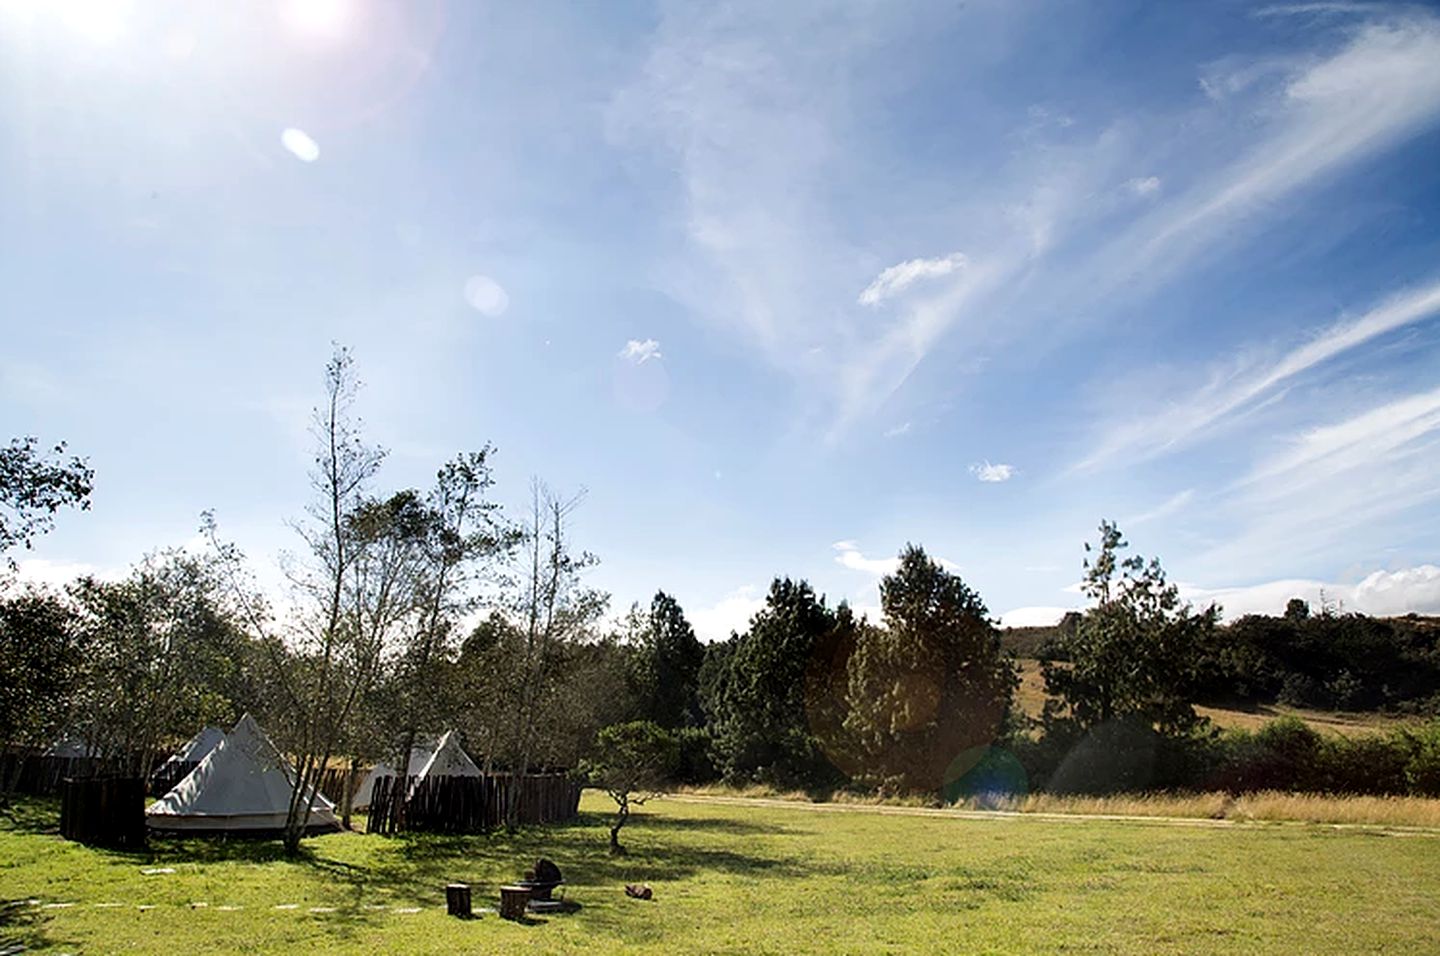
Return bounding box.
[1008,604,1440,715]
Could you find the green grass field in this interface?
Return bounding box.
[4,792,1439,954]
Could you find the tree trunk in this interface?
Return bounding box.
[0,744,25,809]
[609,796,628,854]
[341,759,357,830]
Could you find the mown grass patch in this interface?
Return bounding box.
[3,790,1439,953]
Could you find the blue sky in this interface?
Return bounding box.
[3,0,1440,638]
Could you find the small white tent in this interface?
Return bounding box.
[352,741,436,811]
[146,714,339,834]
[407,730,481,796]
[44,735,97,759]
[162,725,225,770]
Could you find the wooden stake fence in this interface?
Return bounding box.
[0,754,103,796]
[59,776,147,850]
[367,773,581,835]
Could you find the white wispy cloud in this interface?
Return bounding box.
[1241,383,1440,490]
[1080,280,1440,470]
[1127,176,1162,197]
[618,339,663,364]
[1124,489,1195,527]
[1254,2,1379,19]
[613,5,1440,443]
[858,253,968,306]
[884,421,912,438]
[861,12,1440,435]
[970,461,1015,483]
[1134,17,1440,276]
[1192,383,1440,577]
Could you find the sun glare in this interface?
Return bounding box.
[1,0,133,45]
[279,0,355,42]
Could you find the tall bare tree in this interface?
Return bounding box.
[505,480,606,827]
[206,347,395,853]
[387,451,513,818]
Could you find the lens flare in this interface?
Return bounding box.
[463,275,509,317]
[281,128,320,163]
[279,0,354,42]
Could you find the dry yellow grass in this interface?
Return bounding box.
[1230,792,1440,827]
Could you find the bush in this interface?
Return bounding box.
[1021,717,1440,798]
[1043,718,1163,795]
[1404,722,1440,797]
[1212,718,1324,793]
[1315,732,1412,795]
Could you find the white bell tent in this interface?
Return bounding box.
[352,740,437,811]
[44,735,98,759]
[407,730,481,796]
[161,725,225,770]
[146,714,339,833]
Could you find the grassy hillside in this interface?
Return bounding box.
[4,792,1438,954]
[1003,615,1440,737]
[1010,658,1416,737]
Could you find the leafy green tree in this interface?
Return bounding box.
[0,588,85,804]
[0,437,93,568]
[1042,521,1216,737]
[633,591,705,729]
[378,450,514,816]
[450,612,526,771]
[705,578,843,787]
[67,549,256,777]
[844,545,1015,794]
[582,720,678,854]
[697,634,738,726]
[802,602,866,780]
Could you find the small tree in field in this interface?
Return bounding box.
[583,721,677,855]
[1042,521,1217,738]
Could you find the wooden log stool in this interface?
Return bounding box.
[445,883,472,919]
[499,885,531,921]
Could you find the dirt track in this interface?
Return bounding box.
[664,792,1440,837]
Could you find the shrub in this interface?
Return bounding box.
[1211,718,1324,793]
[1315,732,1411,795]
[1404,721,1440,797]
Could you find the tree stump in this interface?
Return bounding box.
[445,883,472,919]
[499,885,531,920]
